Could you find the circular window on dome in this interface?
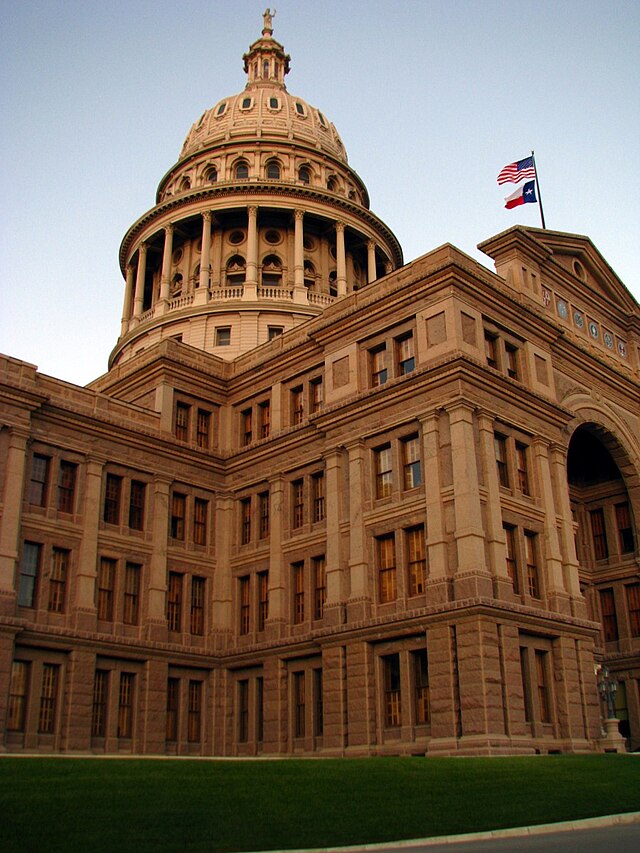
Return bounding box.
[295,101,306,117]
[265,229,282,245]
[241,97,253,110]
[216,102,227,117]
[303,235,315,251]
[172,248,183,266]
[268,96,280,110]
[229,230,245,245]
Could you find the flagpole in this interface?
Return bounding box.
[531,150,546,229]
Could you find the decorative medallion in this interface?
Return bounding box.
[573,311,585,329]
[588,322,599,339]
[618,341,627,358]
[557,299,568,319]
[603,331,614,349]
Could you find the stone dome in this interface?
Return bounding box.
[180,28,347,165]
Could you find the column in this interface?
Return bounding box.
[477,411,512,599]
[120,264,135,335]
[447,402,492,598]
[61,649,95,751]
[195,212,212,305]
[159,224,174,306]
[0,426,28,615]
[267,477,286,638]
[346,441,369,621]
[132,242,147,321]
[74,456,104,630]
[146,475,171,642]
[420,413,448,604]
[533,438,570,614]
[550,444,584,608]
[335,222,347,296]
[293,209,307,304]
[243,206,258,299]
[211,492,233,646]
[367,240,377,283]
[324,449,345,626]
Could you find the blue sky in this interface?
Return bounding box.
[1,0,638,385]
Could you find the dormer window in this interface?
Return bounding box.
[241,97,252,110]
[269,96,279,110]
[317,111,327,127]
[216,102,227,116]
[295,102,306,116]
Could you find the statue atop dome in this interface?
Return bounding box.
[262,8,275,36]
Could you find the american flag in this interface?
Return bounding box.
[497,156,536,185]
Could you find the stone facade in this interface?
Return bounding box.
[1,18,639,756]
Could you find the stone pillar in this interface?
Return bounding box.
[553,637,592,748]
[550,444,584,611]
[267,477,286,638]
[244,206,258,299]
[427,623,460,753]
[324,449,345,626]
[533,438,570,614]
[132,242,147,320]
[74,456,104,631]
[345,642,375,753]
[146,475,171,642]
[420,413,448,604]
[0,628,19,750]
[447,402,491,598]
[0,426,29,615]
[293,209,307,304]
[367,240,377,283]
[121,264,135,335]
[159,224,174,306]
[140,658,168,755]
[212,493,233,646]
[335,222,347,296]
[477,411,512,600]
[61,648,95,752]
[195,212,212,305]
[346,441,369,621]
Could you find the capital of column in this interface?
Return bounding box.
[202,210,212,223]
[164,223,174,236]
[294,208,305,221]
[248,205,258,218]
[335,221,345,234]
[138,242,148,259]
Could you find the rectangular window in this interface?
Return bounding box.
[370,345,387,387]
[128,480,145,530]
[310,377,323,413]
[57,460,77,513]
[407,525,426,596]
[259,401,271,438]
[293,671,306,738]
[240,497,251,544]
[239,576,250,635]
[18,541,41,607]
[7,661,30,732]
[166,678,179,741]
[377,534,397,603]
[91,669,108,738]
[38,664,59,734]
[313,555,326,620]
[615,502,635,554]
[170,492,186,540]
[312,472,325,522]
[190,576,205,635]
[494,434,509,488]
[268,325,284,340]
[259,491,270,538]
[505,343,519,379]
[29,454,50,506]
[103,474,122,525]
[590,508,609,560]
[293,562,305,624]
[241,408,253,446]
[535,651,551,723]
[48,547,69,613]
[97,557,115,621]
[193,498,208,546]
[291,386,304,425]
[187,681,202,742]
[524,532,540,599]
[375,444,393,499]
[402,435,422,490]
[503,524,519,593]
[599,587,619,642]
[396,332,415,375]
[383,654,401,727]
[117,672,134,738]
[258,571,269,631]
[238,680,249,743]
[196,409,211,449]
[167,572,183,632]
[625,584,640,638]
[484,332,498,369]
[175,402,191,441]
[292,479,304,529]
[413,650,430,724]
[216,326,231,346]
[123,562,141,625]
[515,443,530,496]
[314,669,324,737]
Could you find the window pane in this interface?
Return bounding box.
[18,542,41,607]
[57,461,77,512]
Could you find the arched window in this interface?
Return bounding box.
[263,60,270,78]
[261,254,283,288]
[206,167,217,183]
[266,160,281,180]
[226,255,246,287]
[304,260,316,290]
[327,176,337,192]
[171,274,183,296]
[180,177,191,192]
[328,270,338,297]
[235,161,249,180]
[298,166,311,185]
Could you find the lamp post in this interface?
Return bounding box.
[596,663,618,720]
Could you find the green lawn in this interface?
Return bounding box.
[1,755,638,852]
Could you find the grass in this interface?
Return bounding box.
[0,754,639,852]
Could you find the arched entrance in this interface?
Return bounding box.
[567,422,639,747]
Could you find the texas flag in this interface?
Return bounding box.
[504,180,537,209]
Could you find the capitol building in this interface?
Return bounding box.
[1,15,639,756]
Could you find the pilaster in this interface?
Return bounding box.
[345,441,369,621]
[533,438,571,614]
[74,456,104,631]
[323,448,345,626]
[0,426,29,615]
[146,475,171,642]
[420,413,449,604]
